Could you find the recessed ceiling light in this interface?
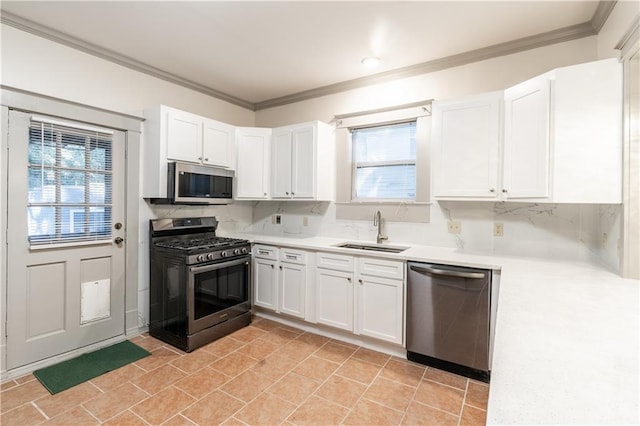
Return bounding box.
[361,56,380,69]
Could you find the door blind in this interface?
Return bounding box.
[27,117,114,246]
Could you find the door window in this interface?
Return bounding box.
[27,117,114,246]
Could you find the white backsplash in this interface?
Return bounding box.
[252,200,623,269]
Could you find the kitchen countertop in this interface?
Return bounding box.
[231,233,640,425]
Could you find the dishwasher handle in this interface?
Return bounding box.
[409,265,486,280]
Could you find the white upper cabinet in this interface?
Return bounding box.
[432,92,502,199]
[163,106,235,168]
[202,118,236,169]
[143,105,236,198]
[432,58,622,203]
[235,127,271,199]
[503,75,551,199]
[166,108,202,164]
[271,121,335,200]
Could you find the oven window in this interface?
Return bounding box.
[193,261,248,320]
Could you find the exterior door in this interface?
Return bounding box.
[6,110,126,370]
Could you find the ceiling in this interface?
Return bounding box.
[1,1,607,110]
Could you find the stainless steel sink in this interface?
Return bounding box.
[335,242,409,253]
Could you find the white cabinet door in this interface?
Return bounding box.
[279,262,305,318]
[253,257,278,311]
[291,126,316,198]
[236,128,271,199]
[202,118,235,168]
[503,76,551,199]
[356,275,403,345]
[432,92,501,199]
[315,268,353,331]
[166,109,202,163]
[271,129,292,198]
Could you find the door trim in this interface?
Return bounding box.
[0,88,143,378]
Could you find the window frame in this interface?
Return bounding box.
[349,120,418,202]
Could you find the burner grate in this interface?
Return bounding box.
[155,236,247,251]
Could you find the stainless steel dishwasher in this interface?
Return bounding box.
[406,262,496,382]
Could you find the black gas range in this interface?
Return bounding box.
[149,217,251,352]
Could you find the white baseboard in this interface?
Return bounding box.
[253,309,407,359]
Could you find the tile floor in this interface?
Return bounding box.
[0,317,489,425]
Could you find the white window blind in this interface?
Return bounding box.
[27,117,114,246]
[351,121,416,200]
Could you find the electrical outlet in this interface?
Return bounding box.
[447,220,461,234]
[302,216,309,226]
[602,232,608,247]
[276,215,281,225]
[494,222,504,237]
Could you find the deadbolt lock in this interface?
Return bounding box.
[114,222,122,230]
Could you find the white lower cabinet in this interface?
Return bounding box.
[278,249,306,319]
[252,247,278,311]
[315,252,405,344]
[356,258,404,345]
[252,245,307,319]
[316,267,354,331]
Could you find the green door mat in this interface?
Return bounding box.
[33,340,151,394]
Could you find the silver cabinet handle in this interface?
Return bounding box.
[358,279,363,285]
[347,277,352,282]
[204,158,209,161]
[271,264,274,269]
[502,189,508,193]
[291,192,295,195]
[409,265,486,279]
[286,192,289,195]
[489,188,495,193]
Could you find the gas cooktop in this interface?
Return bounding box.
[154,236,248,251]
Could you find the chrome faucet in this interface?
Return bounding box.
[373,210,388,244]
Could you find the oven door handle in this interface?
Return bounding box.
[189,256,250,274]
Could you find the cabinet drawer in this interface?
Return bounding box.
[358,257,405,280]
[280,248,306,264]
[253,245,278,260]
[316,252,354,272]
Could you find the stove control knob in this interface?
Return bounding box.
[241,247,248,254]
[207,253,215,260]
[234,248,241,255]
[197,254,205,262]
[221,251,228,258]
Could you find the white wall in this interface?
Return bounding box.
[0,25,255,124]
[255,37,598,127]
[595,1,640,275]
[252,36,615,266]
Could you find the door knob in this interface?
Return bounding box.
[114,237,124,245]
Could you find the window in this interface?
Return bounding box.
[351,121,416,200]
[27,117,113,246]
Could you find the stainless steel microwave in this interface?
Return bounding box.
[152,162,233,205]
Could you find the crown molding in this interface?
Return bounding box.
[591,1,617,33]
[0,11,256,111]
[254,21,597,110]
[1,1,616,112]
